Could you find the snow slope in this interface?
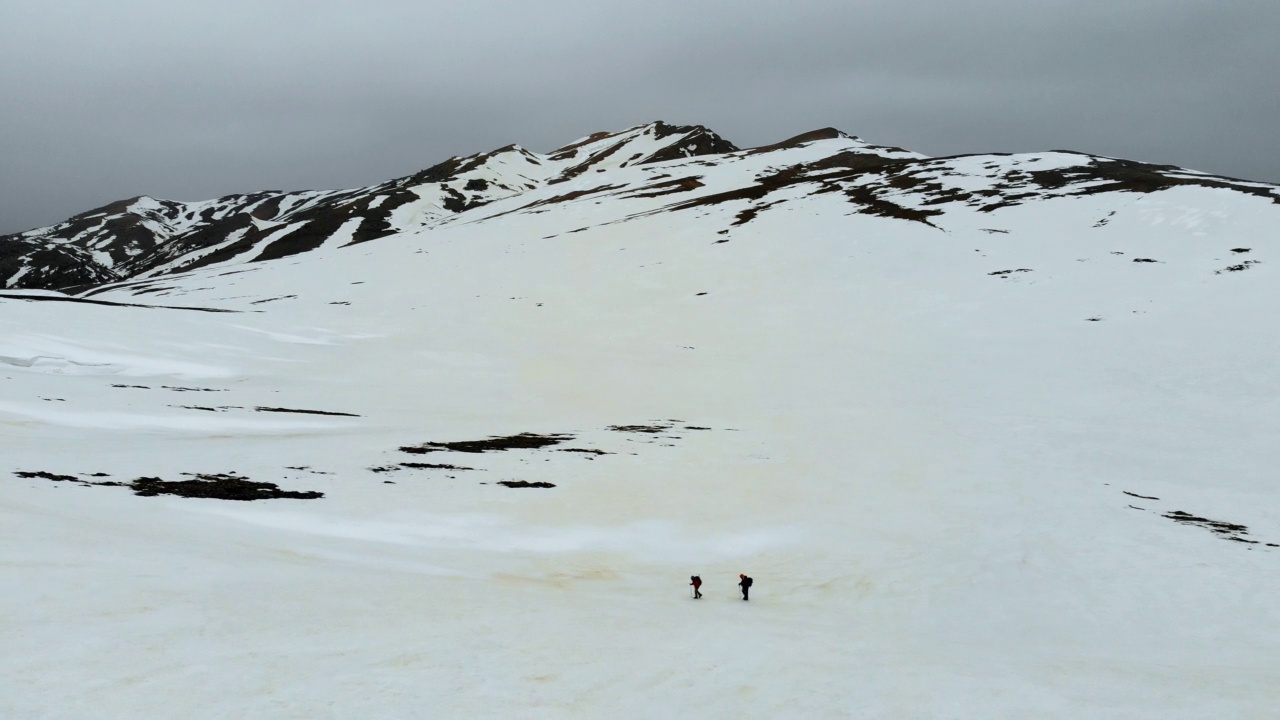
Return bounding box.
[3,123,1280,718]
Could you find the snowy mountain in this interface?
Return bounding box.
[4,122,1280,717]
[7,120,1274,295]
[0,122,739,291]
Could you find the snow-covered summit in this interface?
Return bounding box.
[9,120,1273,296]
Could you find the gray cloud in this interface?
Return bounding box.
[2,0,1277,234]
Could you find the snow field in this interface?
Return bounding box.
[4,136,1280,717]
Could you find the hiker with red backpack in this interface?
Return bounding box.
[689,575,702,599]
[738,573,752,601]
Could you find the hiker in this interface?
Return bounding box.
[738,573,753,601]
[690,575,702,599]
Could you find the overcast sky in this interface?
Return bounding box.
[2,0,1277,235]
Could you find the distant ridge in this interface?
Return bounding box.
[3,120,1277,293]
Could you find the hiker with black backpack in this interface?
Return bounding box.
[690,575,702,599]
[738,573,752,601]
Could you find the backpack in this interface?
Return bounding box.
[742,576,753,588]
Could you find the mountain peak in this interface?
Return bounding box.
[742,127,866,155]
[550,121,737,163]
[639,121,739,163]
[780,127,854,144]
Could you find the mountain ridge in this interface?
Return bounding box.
[3,120,1277,294]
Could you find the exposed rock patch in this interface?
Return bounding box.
[15,470,82,482]
[1217,260,1260,274]
[497,480,556,489]
[400,462,475,470]
[400,432,573,454]
[254,406,360,417]
[1124,491,1160,500]
[607,424,670,433]
[1163,510,1253,543]
[14,470,321,500]
[131,473,323,500]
